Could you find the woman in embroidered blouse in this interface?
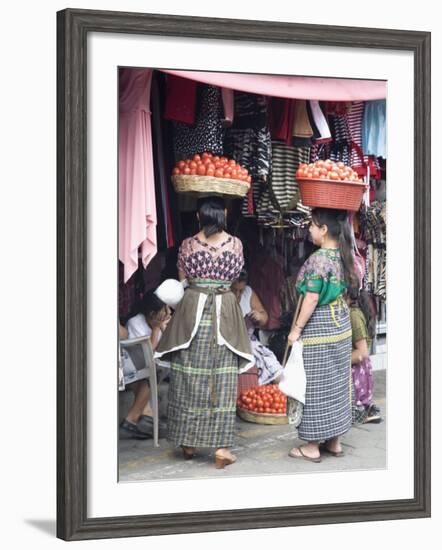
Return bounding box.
[287,208,358,462]
[155,196,253,469]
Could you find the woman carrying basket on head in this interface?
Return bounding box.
[155,196,253,469]
[286,208,358,462]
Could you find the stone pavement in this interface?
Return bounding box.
[119,370,386,482]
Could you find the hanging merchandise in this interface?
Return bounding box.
[360,200,386,300]
[173,84,224,160]
[119,68,157,283]
[261,142,310,212]
[362,100,387,158]
[224,91,272,215]
[163,73,198,125]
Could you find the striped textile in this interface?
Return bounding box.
[258,142,310,213]
[297,299,353,441]
[167,294,239,448]
[347,101,365,168]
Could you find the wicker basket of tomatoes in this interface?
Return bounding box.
[236,384,288,425]
[172,152,251,198]
[296,160,367,211]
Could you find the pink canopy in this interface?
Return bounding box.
[160,69,386,101]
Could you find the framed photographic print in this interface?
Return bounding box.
[57,8,431,541]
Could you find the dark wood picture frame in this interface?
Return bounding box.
[57,8,431,541]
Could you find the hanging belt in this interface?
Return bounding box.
[188,280,233,406]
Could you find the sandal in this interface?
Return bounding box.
[319,443,344,457]
[119,419,151,440]
[288,447,321,463]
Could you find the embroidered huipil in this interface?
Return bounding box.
[296,248,347,306]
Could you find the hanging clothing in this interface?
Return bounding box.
[347,101,365,169]
[362,100,386,158]
[163,73,198,125]
[292,100,314,138]
[173,84,224,160]
[268,97,296,145]
[266,142,310,211]
[119,68,157,283]
[309,100,332,143]
[224,91,272,216]
[221,88,234,127]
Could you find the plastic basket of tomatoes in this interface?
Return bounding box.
[171,152,251,197]
[296,160,367,211]
[236,384,288,425]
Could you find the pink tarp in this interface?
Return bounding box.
[160,69,386,101]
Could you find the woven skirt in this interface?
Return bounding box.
[297,300,353,442]
[167,295,239,448]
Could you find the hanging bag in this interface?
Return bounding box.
[278,296,305,426]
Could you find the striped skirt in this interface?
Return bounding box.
[167,295,239,448]
[297,299,353,442]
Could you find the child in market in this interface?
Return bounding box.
[348,288,383,424]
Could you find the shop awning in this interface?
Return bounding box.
[160,69,386,101]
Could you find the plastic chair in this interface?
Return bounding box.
[119,335,161,447]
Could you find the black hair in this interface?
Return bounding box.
[197,196,226,238]
[349,288,376,340]
[237,269,248,283]
[311,207,358,292]
[139,290,166,319]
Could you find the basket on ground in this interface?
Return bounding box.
[237,406,288,425]
[297,177,367,211]
[172,175,250,198]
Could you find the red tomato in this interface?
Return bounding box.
[197,165,206,176]
[190,169,197,175]
[215,168,224,178]
[172,167,180,176]
[329,171,339,180]
[228,159,236,167]
[193,154,201,162]
[206,168,215,177]
[189,160,197,169]
[183,167,191,175]
[177,160,186,169]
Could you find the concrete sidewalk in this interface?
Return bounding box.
[119,370,386,482]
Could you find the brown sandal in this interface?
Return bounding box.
[288,447,322,463]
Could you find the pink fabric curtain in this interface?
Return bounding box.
[119,68,157,283]
[160,69,386,101]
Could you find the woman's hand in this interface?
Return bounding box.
[287,327,302,345]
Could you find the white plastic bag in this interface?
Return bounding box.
[278,340,306,405]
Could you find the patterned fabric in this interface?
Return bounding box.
[361,201,386,300]
[296,248,347,306]
[261,142,310,212]
[173,85,224,161]
[167,295,239,447]
[224,91,272,217]
[352,358,374,408]
[177,235,244,281]
[298,302,352,441]
[350,305,374,408]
